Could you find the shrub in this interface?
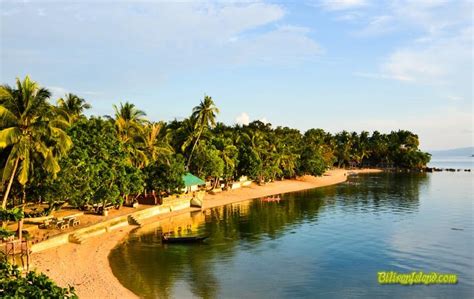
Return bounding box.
[0,260,77,298]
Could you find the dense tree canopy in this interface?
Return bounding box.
[30,117,144,208]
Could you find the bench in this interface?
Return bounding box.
[64,216,80,227]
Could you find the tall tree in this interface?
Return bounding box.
[113,102,148,168]
[185,96,219,169]
[113,101,147,143]
[211,136,238,184]
[142,122,174,164]
[0,76,72,208]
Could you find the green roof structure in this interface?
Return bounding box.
[182,173,205,187]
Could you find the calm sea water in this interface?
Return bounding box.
[110,173,473,299]
[428,155,473,169]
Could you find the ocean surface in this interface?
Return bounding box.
[110,172,473,299]
[428,155,473,169]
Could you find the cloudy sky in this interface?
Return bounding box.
[1,0,472,150]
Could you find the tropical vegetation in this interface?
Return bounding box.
[0,76,431,212]
[0,75,431,213]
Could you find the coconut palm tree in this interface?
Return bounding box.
[0,76,72,208]
[142,122,174,164]
[212,136,238,184]
[185,95,219,168]
[57,93,91,123]
[113,101,148,168]
[113,101,147,143]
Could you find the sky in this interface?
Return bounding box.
[1,0,472,150]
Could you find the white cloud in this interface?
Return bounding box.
[389,0,470,35]
[235,112,250,125]
[346,0,472,89]
[1,1,322,74]
[48,86,68,100]
[37,8,45,16]
[354,15,395,36]
[319,0,367,11]
[381,26,472,83]
[447,95,463,102]
[47,86,102,101]
[230,25,323,65]
[335,11,364,21]
[235,113,270,126]
[350,0,471,37]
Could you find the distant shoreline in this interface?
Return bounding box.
[31,168,381,298]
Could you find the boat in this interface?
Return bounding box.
[261,196,281,202]
[190,190,205,208]
[161,235,209,244]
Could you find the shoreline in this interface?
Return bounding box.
[31,168,381,298]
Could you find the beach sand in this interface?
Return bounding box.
[31,168,381,298]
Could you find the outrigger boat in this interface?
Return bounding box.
[161,234,209,244]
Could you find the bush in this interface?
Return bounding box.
[0,260,77,298]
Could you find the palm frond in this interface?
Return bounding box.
[17,152,30,185]
[0,105,18,127]
[0,127,21,149]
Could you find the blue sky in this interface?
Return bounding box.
[1,0,472,150]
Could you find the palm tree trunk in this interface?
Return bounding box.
[2,157,20,209]
[186,129,203,170]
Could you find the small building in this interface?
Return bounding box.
[182,173,205,193]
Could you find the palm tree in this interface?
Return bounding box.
[186,95,219,169]
[57,93,91,123]
[0,76,72,208]
[113,102,147,143]
[142,122,174,164]
[113,102,148,168]
[212,136,238,184]
[335,131,352,168]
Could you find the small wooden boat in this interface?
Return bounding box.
[161,235,209,244]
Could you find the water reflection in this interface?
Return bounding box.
[110,173,472,299]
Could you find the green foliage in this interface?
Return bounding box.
[237,144,264,182]
[190,142,224,180]
[0,260,77,298]
[143,155,185,196]
[299,147,327,176]
[396,150,432,169]
[34,117,144,208]
[0,227,14,239]
[211,136,238,180]
[0,207,24,222]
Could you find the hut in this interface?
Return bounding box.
[182,173,205,193]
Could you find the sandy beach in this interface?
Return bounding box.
[31,169,381,298]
